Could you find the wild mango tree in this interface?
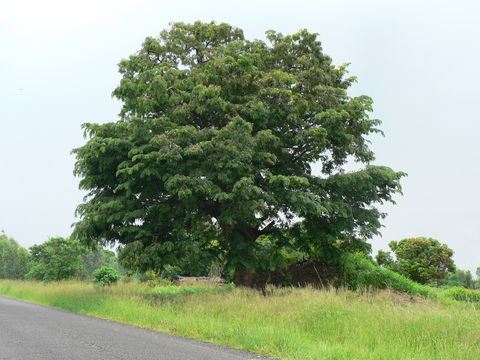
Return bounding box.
[73,21,404,285]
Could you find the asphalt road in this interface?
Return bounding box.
[0,296,272,360]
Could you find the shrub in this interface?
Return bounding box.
[161,265,181,281]
[92,266,120,286]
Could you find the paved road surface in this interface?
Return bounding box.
[0,296,272,360]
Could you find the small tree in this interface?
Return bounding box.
[26,237,85,281]
[92,266,120,286]
[377,237,455,284]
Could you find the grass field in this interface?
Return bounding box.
[0,280,479,360]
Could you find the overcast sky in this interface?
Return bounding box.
[1,0,479,272]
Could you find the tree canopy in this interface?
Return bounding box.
[26,237,85,281]
[376,237,456,284]
[0,233,30,279]
[73,21,404,284]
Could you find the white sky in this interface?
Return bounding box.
[1,0,479,272]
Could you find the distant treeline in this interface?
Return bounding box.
[1,232,480,289]
[0,233,122,281]
[0,233,29,279]
[429,269,480,289]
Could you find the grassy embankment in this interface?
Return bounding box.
[1,280,479,360]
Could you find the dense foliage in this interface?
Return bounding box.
[0,233,123,281]
[429,269,476,289]
[376,237,455,284]
[119,239,215,278]
[80,247,120,280]
[26,237,86,281]
[92,266,120,286]
[73,21,404,284]
[0,233,30,279]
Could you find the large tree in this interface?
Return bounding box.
[73,22,404,284]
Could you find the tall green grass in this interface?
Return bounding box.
[1,280,479,360]
[340,253,436,296]
[339,253,480,305]
[442,286,480,303]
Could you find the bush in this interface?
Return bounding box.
[92,266,120,286]
[161,265,181,281]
